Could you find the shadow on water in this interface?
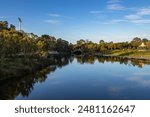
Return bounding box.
[0,55,150,100]
[0,56,73,100]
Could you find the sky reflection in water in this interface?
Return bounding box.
[1,56,150,100]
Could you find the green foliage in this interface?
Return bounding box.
[73,37,150,55]
[0,21,8,30]
[56,38,70,53]
[1,20,150,58]
[0,21,71,60]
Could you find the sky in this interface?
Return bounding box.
[0,0,150,43]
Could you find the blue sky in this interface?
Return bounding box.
[0,0,150,43]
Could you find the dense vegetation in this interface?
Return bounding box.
[0,20,150,79]
[1,21,150,58]
[73,38,150,55]
[0,21,71,60]
[0,21,71,79]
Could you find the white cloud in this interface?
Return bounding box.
[93,3,150,25]
[103,18,150,25]
[124,8,150,24]
[0,16,6,19]
[0,16,13,19]
[48,13,73,19]
[89,11,102,14]
[107,4,125,10]
[89,10,106,20]
[44,19,61,24]
[107,0,125,11]
[103,19,126,24]
[125,15,141,20]
[137,8,150,16]
[45,13,73,25]
[131,19,150,24]
[107,0,121,4]
[113,19,126,23]
[48,13,62,17]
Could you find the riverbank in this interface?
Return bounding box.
[1,49,150,80]
[0,57,53,80]
[103,49,150,60]
[0,53,72,81]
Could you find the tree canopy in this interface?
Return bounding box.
[1,20,150,58]
[0,21,71,59]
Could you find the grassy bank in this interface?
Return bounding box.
[105,49,150,59]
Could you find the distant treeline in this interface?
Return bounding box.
[1,20,150,58]
[73,38,150,55]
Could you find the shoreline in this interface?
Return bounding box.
[0,53,71,81]
[1,53,150,81]
[74,53,150,61]
[0,58,55,81]
[102,55,150,61]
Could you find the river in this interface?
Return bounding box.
[1,56,150,100]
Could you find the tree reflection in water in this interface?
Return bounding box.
[0,55,150,100]
[76,56,150,68]
[0,56,71,100]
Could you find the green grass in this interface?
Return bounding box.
[106,49,150,59]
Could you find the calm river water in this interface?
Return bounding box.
[1,56,150,100]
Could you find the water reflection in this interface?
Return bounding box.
[0,56,150,100]
[76,56,150,68]
[0,56,71,100]
[128,77,150,87]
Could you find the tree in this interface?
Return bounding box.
[132,37,141,42]
[77,39,85,46]
[10,24,16,31]
[131,37,142,49]
[142,38,149,42]
[56,38,70,53]
[99,40,105,44]
[0,21,8,30]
